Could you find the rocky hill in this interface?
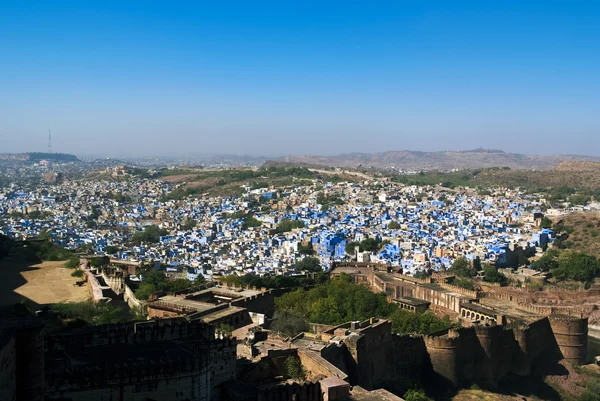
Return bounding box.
[283,149,600,171]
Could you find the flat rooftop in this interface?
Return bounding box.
[393,296,431,307]
[154,295,216,313]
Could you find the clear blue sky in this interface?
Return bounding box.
[1,1,599,157]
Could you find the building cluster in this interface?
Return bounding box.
[0,175,571,281]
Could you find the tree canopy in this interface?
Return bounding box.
[448,257,477,278]
[482,264,508,284]
[131,225,168,245]
[276,219,305,233]
[295,256,322,273]
[275,274,451,336]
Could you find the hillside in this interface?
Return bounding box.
[283,149,600,171]
[550,212,600,258]
[0,152,79,163]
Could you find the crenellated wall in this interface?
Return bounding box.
[256,381,323,401]
[44,317,236,401]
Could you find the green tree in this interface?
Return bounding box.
[298,243,314,255]
[295,256,321,273]
[284,356,306,380]
[64,257,80,269]
[449,257,476,278]
[553,251,600,282]
[52,301,126,325]
[135,283,157,300]
[276,219,305,233]
[105,245,120,255]
[388,221,401,229]
[243,216,262,228]
[131,225,168,244]
[531,249,560,272]
[482,265,508,284]
[272,309,310,337]
[360,237,379,252]
[345,241,360,255]
[540,216,553,229]
[403,389,433,401]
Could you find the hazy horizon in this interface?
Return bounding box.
[2,2,599,157]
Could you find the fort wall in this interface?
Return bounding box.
[0,333,16,401]
[548,315,588,365]
[256,381,322,401]
[298,349,349,381]
[101,270,124,295]
[124,282,147,313]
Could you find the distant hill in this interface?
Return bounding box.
[26,152,79,162]
[283,149,600,171]
[0,152,79,162]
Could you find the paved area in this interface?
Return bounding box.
[0,260,89,306]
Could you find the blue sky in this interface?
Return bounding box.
[1,1,599,157]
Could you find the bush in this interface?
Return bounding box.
[455,278,475,290]
[52,301,126,325]
[71,269,84,278]
[64,257,80,269]
[403,389,433,401]
[284,356,306,380]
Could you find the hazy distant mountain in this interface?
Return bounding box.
[0,152,79,163]
[283,148,600,171]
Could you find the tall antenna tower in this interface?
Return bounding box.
[48,129,53,153]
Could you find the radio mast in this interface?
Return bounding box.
[48,129,53,153]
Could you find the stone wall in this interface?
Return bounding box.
[46,361,211,401]
[298,349,349,381]
[124,282,147,313]
[44,317,236,401]
[0,333,17,401]
[548,315,588,365]
[231,291,275,318]
[100,270,124,295]
[256,381,323,401]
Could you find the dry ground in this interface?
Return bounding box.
[0,259,89,306]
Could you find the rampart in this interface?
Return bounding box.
[44,317,236,401]
[256,381,322,401]
[124,282,147,313]
[101,270,124,295]
[420,315,587,388]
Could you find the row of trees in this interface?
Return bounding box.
[218,272,327,290]
[449,257,508,284]
[135,270,205,300]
